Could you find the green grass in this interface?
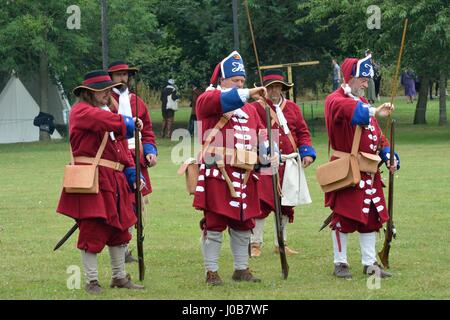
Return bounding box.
[0,98,449,300]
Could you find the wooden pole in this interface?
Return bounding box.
[232,0,239,50]
[101,0,109,70]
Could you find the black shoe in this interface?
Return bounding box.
[333,263,352,280]
[363,262,392,278]
[125,249,138,263]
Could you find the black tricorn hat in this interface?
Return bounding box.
[254,69,294,91]
[73,70,123,96]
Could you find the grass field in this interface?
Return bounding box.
[0,97,449,300]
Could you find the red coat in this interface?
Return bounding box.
[324,88,389,225]
[56,102,136,232]
[250,98,315,214]
[193,89,264,221]
[111,92,157,196]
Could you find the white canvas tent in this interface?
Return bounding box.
[0,74,68,144]
[23,74,71,126]
[0,75,40,143]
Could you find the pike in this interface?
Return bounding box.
[134,71,145,281]
[378,19,408,268]
[244,0,288,279]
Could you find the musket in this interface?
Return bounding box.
[378,120,396,268]
[244,0,288,279]
[134,71,145,281]
[53,223,78,251]
[378,19,408,268]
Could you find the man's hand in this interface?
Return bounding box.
[271,152,280,171]
[302,156,314,168]
[133,117,143,130]
[133,179,146,191]
[375,103,394,117]
[249,86,267,101]
[386,159,398,174]
[146,154,157,167]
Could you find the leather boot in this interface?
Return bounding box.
[85,280,103,294]
[232,268,261,282]
[333,263,352,280]
[206,270,223,286]
[110,273,144,290]
[363,262,392,278]
[250,242,261,258]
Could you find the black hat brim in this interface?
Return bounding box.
[108,67,139,75]
[254,79,294,91]
[73,81,124,96]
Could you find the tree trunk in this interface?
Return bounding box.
[39,51,50,141]
[438,72,447,126]
[413,74,430,124]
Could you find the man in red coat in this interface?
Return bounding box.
[57,70,144,293]
[194,51,272,285]
[108,61,158,262]
[249,69,316,257]
[324,54,400,279]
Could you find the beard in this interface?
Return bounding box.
[269,94,281,104]
[351,87,365,97]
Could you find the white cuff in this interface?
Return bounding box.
[237,89,250,103]
[369,107,376,117]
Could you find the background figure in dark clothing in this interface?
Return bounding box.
[160,79,179,138]
[188,82,204,136]
[373,60,381,101]
[401,70,417,103]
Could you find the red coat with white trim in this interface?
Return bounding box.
[324,87,390,225]
[56,101,137,232]
[193,89,264,221]
[111,91,157,196]
[250,98,315,215]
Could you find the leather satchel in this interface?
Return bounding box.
[63,133,109,194]
[177,157,199,195]
[177,116,230,195]
[316,126,362,193]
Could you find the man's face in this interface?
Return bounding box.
[349,77,369,97]
[267,83,283,103]
[220,76,245,89]
[111,71,129,87]
[93,88,112,106]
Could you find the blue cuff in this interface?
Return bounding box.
[299,145,316,160]
[124,167,145,189]
[351,101,370,126]
[143,143,158,156]
[124,167,137,188]
[380,147,400,170]
[220,88,244,113]
[123,116,135,139]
